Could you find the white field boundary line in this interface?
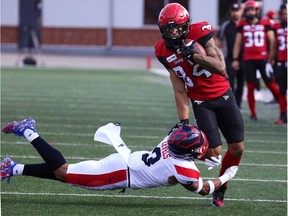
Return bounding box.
[2,141,287,151]
[1,192,287,203]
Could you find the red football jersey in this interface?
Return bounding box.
[273,22,287,62]
[155,22,230,101]
[237,18,273,60]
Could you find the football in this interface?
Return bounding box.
[183,39,207,56]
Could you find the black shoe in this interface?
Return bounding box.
[212,185,227,208]
[250,115,257,121]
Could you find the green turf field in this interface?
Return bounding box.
[1,67,287,216]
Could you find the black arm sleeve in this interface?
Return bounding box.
[197,31,216,47]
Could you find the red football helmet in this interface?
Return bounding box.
[158,3,190,47]
[244,0,259,11]
[266,10,277,20]
[244,0,260,20]
[167,125,209,160]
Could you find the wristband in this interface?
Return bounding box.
[195,177,203,193]
[207,180,215,194]
[232,58,238,61]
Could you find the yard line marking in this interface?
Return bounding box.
[2,141,287,154]
[1,192,286,203]
[2,114,288,131]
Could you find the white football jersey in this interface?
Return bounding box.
[129,137,200,189]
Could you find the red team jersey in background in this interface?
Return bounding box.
[273,22,287,61]
[237,18,273,60]
[155,22,230,101]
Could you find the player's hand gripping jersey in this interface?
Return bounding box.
[273,21,287,62]
[155,22,230,101]
[237,18,273,60]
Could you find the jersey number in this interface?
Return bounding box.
[142,147,161,167]
[277,35,286,51]
[244,31,265,47]
[173,66,212,87]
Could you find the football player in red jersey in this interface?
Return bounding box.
[232,0,281,121]
[154,3,244,207]
[273,4,287,124]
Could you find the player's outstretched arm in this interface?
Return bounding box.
[181,166,238,196]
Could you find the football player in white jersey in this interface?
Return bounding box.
[1,118,237,197]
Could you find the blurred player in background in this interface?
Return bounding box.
[266,10,278,23]
[1,118,238,199]
[273,4,287,124]
[217,2,244,109]
[232,0,281,121]
[154,3,244,207]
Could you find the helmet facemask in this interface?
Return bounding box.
[158,20,190,48]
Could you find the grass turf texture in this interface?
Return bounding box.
[1,67,287,216]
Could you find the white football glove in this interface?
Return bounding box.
[265,63,274,78]
[204,155,222,170]
[218,166,238,185]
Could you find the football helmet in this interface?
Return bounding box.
[167,125,208,160]
[158,3,190,48]
[266,10,277,20]
[244,0,260,20]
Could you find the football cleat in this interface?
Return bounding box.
[2,118,36,137]
[1,157,17,183]
[250,115,257,121]
[275,119,287,125]
[212,185,227,208]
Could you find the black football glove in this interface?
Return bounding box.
[180,40,197,63]
[168,119,189,135]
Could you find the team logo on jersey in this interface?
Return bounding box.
[194,100,204,105]
[166,54,177,63]
[201,24,212,31]
[223,95,229,100]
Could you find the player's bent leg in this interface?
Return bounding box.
[66,153,128,190]
[54,163,69,182]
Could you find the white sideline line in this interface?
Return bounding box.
[1,192,286,203]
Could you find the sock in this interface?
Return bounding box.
[12,164,24,176]
[23,163,57,180]
[218,150,242,189]
[220,150,242,176]
[31,137,67,171]
[247,82,256,116]
[266,82,280,103]
[24,129,39,142]
[279,93,287,113]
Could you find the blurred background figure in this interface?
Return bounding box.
[273,3,287,124]
[266,10,278,23]
[232,0,281,121]
[217,2,244,109]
